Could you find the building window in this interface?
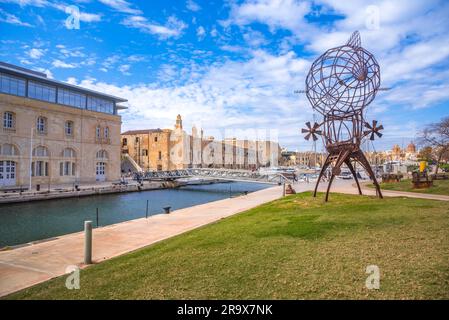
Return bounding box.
[142,149,148,156]
[28,81,56,103]
[122,138,127,146]
[96,126,101,139]
[96,149,108,159]
[87,96,114,114]
[36,116,47,134]
[154,136,158,142]
[60,161,75,176]
[65,120,74,136]
[0,72,26,96]
[3,112,15,129]
[0,143,19,156]
[33,145,49,157]
[62,148,76,158]
[158,151,162,160]
[104,127,109,139]
[135,137,139,143]
[32,161,48,177]
[57,88,86,109]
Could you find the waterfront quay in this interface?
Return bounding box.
[0,180,169,204]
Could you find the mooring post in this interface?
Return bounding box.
[145,199,149,218]
[96,208,99,227]
[84,220,92,265]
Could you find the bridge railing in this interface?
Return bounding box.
[133,168,295,185]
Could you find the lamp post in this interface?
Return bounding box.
[29,127,33,191]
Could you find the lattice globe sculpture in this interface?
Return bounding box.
[301,31,384,202]
[306,31,380,116]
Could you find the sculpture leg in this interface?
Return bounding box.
[325,173,336,202]
[345,159,362,195]
[354,151,383,199]
[313,154,331,197]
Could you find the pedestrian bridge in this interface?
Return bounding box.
[133,168,294,184]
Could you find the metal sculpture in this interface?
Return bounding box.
[302,31,384,201]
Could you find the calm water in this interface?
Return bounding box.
[0,182,270,247]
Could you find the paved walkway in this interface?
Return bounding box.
[0,185,283,297]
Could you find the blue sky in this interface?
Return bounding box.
[1,0,449,152]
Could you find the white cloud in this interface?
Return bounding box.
[118,64,131,75]
[0,9,33,27]
[186,0,201,12]
[34,67,53,78]
[52,59,76,68]
[98,0,142,15]
[226,0,312,33]
[121,15,187,39]
[66,77,77,85]
[27,48,45,59]
[196,26,206,41]
[69,50,311,149]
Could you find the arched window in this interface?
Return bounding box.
[60,148,76,177]
[104,127,109,139]
[33,146,49,157]
[31,146,49,177]
[3,111,15,129]
[65,120,74,136]
[96,150,108,159]
[96,126,101,139]
[0,144,19,156]
[36,116,47,134]
[62,148,76,158]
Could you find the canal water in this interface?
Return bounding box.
[0,182,270,247]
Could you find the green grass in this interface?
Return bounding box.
[5,192,449,300]
[376,179,449,195]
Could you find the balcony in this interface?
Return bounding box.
[95,137,111,144]
[2,127,16,133]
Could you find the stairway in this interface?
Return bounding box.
[121,154,143,173]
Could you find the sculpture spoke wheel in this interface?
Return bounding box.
[302,31,384,201]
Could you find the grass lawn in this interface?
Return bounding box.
[5,192,449,300]
[376,179,449,196]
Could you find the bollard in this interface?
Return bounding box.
[84,220,92,265]
[96,208,99,227]
[163,206,171,214]
[145,200,149,218]
[283,182,286,197]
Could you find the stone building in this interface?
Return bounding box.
[121,115,190,171]
[121,115,281,171]
[0,62,126,188]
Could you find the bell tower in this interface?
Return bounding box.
[175,114,183,130]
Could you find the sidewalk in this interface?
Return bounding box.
[292,179,449,201]
[0,185,283,297]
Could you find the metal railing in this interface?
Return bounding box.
[133,168,293,184]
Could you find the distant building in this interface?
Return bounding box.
[0,62,126,187]
[280,150,325,167]
[121,115,281,171]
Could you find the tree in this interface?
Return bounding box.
[419,116,449,174]
[417,146,434,162]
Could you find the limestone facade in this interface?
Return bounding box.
[0,62,126,187]
[121,115,281,171]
